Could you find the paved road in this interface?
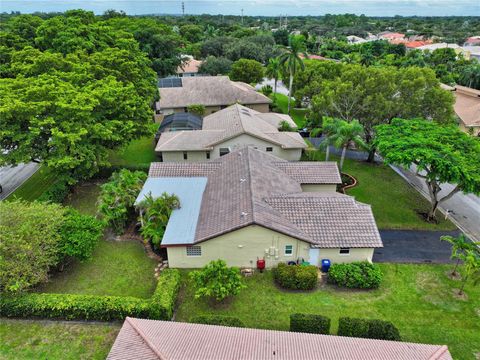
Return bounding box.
[255,78,290,96]
[0,163,39,200]
[374,230,460,263]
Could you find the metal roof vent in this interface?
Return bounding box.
[241,212,248,217]
[240,178,246,182]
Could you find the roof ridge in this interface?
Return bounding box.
[428,345,450,360]
[245,148,256,223]
[125,317,167,360]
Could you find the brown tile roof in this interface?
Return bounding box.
[155,104,306,152]
[149,147,382,248]
[454,85,480,127]
[176,58,202,74]
[157,76,272,109]
[108,318,453,360]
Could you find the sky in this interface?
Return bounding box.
[1,0,479,17]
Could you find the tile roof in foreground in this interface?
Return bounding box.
[157,76,272,109]
[148,147,382,248]
[107,318,452,360]
[155,104,306,152]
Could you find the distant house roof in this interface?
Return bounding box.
[451,85,480,128]
[135,177,207,245]
[156,76,272,110]
[404,41,431,48]
[147,147,382,248]
[108,318,453,360]
[418,43,460,51]
[155,104,306,152]
[378,32,405,40]
[176,58,202,74]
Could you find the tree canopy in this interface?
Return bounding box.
[229,58,264,84]
[375,118,480,220]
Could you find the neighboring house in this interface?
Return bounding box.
[465,36,480,46]
[154,112,203,143]
[378,31,405,42]
[108,318,453,360]
[462,46,480,61]
[347,35,367,44]
[136,147,383,269]
[155,76,272,120]
[155,104,306,162]
[176,57,202,77]
[442,84,480,136]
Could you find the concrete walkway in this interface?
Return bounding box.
[374,230,459,263]
[0,163,39,200]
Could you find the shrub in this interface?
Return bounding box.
[273,263,318,290]
[38,178,71,203]
[187,104,206,117]
[190,315,245,328]
[261,84,273,96]
[290,313,330,334]
[190,260,246,302]
[58,208,104,263]
[328,262,383,289]
[0,200,65,293]
[0,269,181,321]
[338,317,401,341]
[278,120,295,132]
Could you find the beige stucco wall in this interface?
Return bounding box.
[301,184,337,192]
[245,103,270,113]
[167,225,310,269]
[308,248,374,266]
[459,123,480,137]
[158,134,303,162]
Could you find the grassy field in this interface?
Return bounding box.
[176,264,479,360]
[108,134,158,167]
[270,93,308,127]
[37,240,157,298]
[5,165,56,202]
[306,151,455,231]
[0,319,120,360]
[63,181,104,216]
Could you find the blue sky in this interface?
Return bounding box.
[1,0,479,16]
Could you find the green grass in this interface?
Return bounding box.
[176,264,479,359]
[6,165,56,202]
[63,181,104,216]
[306,151,455,231]
[37,240,157,298]
[0,318,119,360]
[270,93,308,127]
[108,133,158,167]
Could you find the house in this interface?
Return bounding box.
[135,147,383,269]
[442,84,480,136]
[176,57,202,77]
[346,35,367,44]
[465,36,480,46]
[377,31,405,42]
[155,104,306,162]
[155,76,272,120]
[154,112,203,143]
[108,318,453,360]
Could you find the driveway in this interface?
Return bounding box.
[255,78,289,96]
[0,163,39,200]
[373,230,460,263]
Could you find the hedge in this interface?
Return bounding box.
[38,178,71,203]
[0,269,181,321]
[190,315,245,328]
[327,262,383,289]
[290,313,330,334]
[273,263,318,290]
[338,317,401,341]
[94,164,150,179]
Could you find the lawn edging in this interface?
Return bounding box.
[0,269,180,322]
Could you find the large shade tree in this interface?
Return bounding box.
[375,118,480,221]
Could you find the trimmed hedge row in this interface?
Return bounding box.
[328,262,383,289]
[190,315,245,328]
[0,269,180,321]
[338,317,401,341]
[290,313,330,334]
[273,263,318,290]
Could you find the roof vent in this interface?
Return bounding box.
[241,212,248,217]
[240,178,246,182]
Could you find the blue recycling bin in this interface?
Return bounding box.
[321,259,331,273]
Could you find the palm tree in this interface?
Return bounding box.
[441,234,478,276]
[278,36,307,114]
[329,119,366,171]
[265,58,281,102]
[311,117,338,161]
[459,250,480,295]
[204,24,219,38]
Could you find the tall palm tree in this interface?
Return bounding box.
[311,117,338,161]
[265,58,281,102]
[278,36,307,114]
[330,119,366,171]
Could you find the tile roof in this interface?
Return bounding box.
[148,147,382,248]
[176,58,202,74]
[454,85,480,127]
[155,104,307,152]
[108,318,453,360]
[157,76,271,109]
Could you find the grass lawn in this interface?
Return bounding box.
[176,264,479,359]
[108,133,158,167]
[63,181,104,216]
[5,165,56,202]
[0,318,119,360]
[37,240,157,298]
[306,151,455,231]
[270,93,308,127]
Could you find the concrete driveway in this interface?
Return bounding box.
[374,230,460,264]
[0,163,39,200]
[255,78,290,96]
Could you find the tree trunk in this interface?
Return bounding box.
[325,145,330,161]
[426,182,461,221]
[274,78,277,101]
[340,146,347,171]
[452,258,461,276]
[287,71,293,114]
[428,199,439,221]
[366,146,376,162]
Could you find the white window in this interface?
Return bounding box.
[186,246,202,256]
[285,245,293,256]
[339,247,350,255]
